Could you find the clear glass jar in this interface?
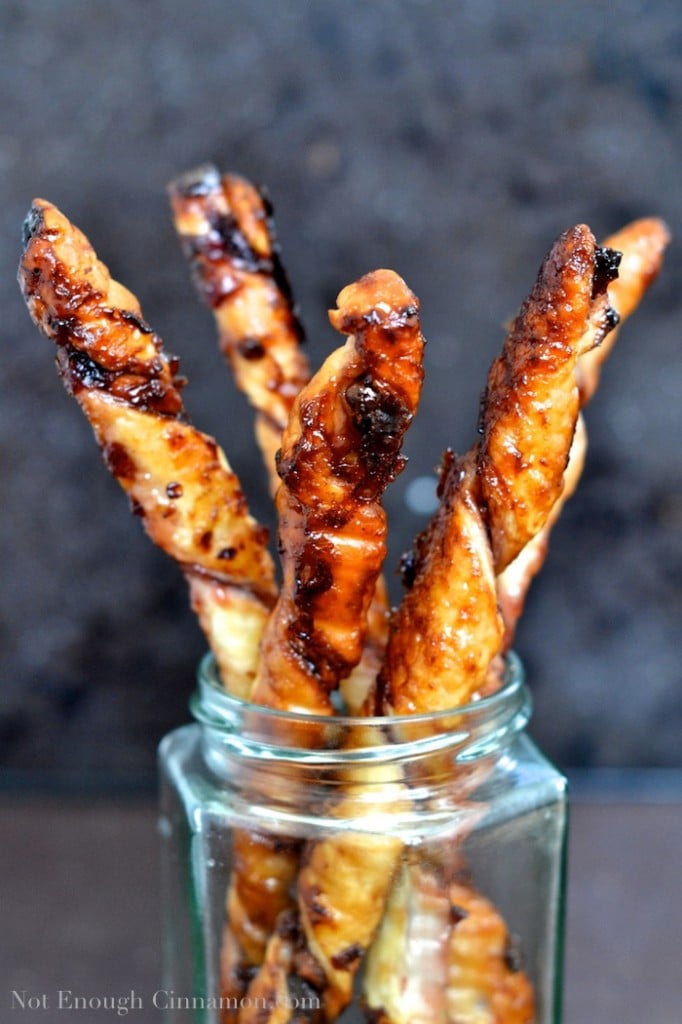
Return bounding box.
[159,653,567,1024]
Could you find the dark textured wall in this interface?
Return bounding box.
[1,0,680,788]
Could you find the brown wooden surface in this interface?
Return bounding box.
[0,797,680,1022]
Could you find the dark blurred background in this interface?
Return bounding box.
[1,0,680,791]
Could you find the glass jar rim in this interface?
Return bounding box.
[191,651,531,765]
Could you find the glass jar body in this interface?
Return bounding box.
[159,655,567,1024]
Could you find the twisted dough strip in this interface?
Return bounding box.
[498,218,670,644]
[168,165,391,713]
[168,165,309,496]
[477,225,619,573]
[19,200,276,696]
[380,224,619,715]
[250,269,425,715]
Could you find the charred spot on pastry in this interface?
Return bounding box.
[62,346,109,391]
[119,375,180,414]
[605,305,621,330]
[271,836,301,855]
[104,442,137,482]
[22,205,45,248]
[276,908,300,940]
[330,942,363,970]
[503,933,525,973]
[119,309,154,334]
[345,377,410,459]
[208,210,271,276]
[260,188,306,337]
[198,530,213,552]
[307,895,331,924]
[450,903,470,925]
[295,553,333,598]
[238,336,266,360]
[233,960,258,987]
[592,246,622,296]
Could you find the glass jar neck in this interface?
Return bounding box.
[191,653,531,796]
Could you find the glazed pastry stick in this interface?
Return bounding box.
[380,224,619,715]
[168,165,309,497]
[477,225,619,572]
[19,200,276,696]
[498,217,670,645]
[168,165,390,713]
[250,269,425,715]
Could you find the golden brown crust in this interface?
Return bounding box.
[21,202,185,417]
[478,225,615,573]
[168,165,309,495]
[496,414,587,649]
[19,199,276,694]
[243,740,408,1024]
[498,218,669,646]
[381,454,504,715]
[250,270,424,714]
